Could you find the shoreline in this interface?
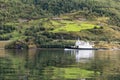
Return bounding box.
[0,47,120,51]
[0,41,120,50]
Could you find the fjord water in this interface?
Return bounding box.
[0,49,120,80]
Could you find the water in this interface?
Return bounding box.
[0,49,120,80]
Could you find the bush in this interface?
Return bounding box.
[5,40,28,49]
[39,40,74,48]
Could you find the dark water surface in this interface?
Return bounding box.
[0,49,120,80]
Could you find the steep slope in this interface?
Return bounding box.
[0,0,120,48]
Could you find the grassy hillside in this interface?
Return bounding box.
[0,0,120,48]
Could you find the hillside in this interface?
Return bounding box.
[0,0,120,48]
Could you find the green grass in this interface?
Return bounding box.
[48,18,100,32]
[52,22,100,32]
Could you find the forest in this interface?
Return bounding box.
[0,0,120,48]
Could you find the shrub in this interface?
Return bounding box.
[5,40,28,49]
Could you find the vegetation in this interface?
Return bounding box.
[0,57,18,80]
[46,67,99,79]
[0,0,120,48]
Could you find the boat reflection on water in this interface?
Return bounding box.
[64,49,94,62]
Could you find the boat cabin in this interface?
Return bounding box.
[75,39,94,48]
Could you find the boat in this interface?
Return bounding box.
[65,39,98,50]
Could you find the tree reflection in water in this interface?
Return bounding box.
[0,49,120,80]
